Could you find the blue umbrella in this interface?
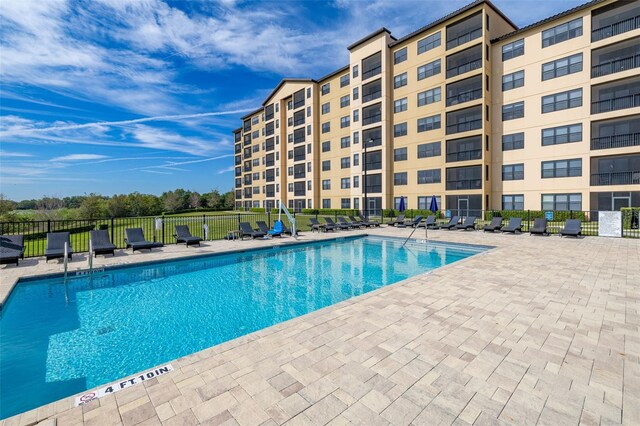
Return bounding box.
[429,196,438,214]
[398,196,406,212]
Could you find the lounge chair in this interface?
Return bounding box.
[348,215,366,228]
[337,216,356,228]
[45,232,73,261]
[239,222,266,239]
[403,216,423,228]
[268,220,284,237]
[89,230,116,257]
[125,228,162,252]
[325,217,350,230]
[501,217,523,234]
[483,217,503,232]
[310,218,334,232]
[0,235,25,266]
[417,215,437,229]
[174,225,203,247]
[530,218,548,236]
[256,221,271,234]
[560,219,582,237]
[358,213,379,227]
[456,216,477,231]
[439,216,461,230]
[388,214,405,227]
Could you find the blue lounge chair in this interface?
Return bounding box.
[268,220,284,237]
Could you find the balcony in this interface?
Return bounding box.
[293,155,306,162]
[591,171,640,185]
[446,119,482,135]
[591,132,640,150]
[592,54,640,77]
[362,113,382,126]
[362,90,382,103]
[243,166,252,173]
[446,12,482,50]
[293,118,305,127]
[265,160,274,167]
[592,93,640,113]
[446,88,482,107]
[362,65,381,81]
[592,15,640,42]
[446,149,482,163]
[266,191,275,197]
[294,172,305,179]
[445,179,482,190]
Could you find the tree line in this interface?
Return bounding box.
[0,189,235,221]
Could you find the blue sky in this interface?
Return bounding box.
[0,0,586,201]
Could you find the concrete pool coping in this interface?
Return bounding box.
[1,226,638,425]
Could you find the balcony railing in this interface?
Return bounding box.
[235,169,241,177]
[591,132,640,150]
[446,88,482,106]
[265,192,275,198]
[265,144,274,152]
[293,118,305,126]
[293,136,305,144]
[362,65,381,81]
[445,179,482,190]
[590,170,640,185]
[243,166,252,173]
[592,15,640,42]
[293,100,305,109]
[243,153,252,159]
[446,58,482,78]
[446,27,482,50]
[362,90,382,103]
[592,54,640,78]
[243,193,253,199]
[446,119,482,135]
[362,113,382,126]
[294,172,305,179]
[364,185,382,193]
[266,175,275,182]
[265,113,274,121]
[591,93,640,113]
[294,190,306,196]
[446,149,482,162]
[293,155,306,162]
[265,161,274,167]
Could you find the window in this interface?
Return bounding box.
[252,116,259,125]
[353,109,359,122]
[322,199,331,208]
[542,159,582,178]
[307,88,311,98]
[341,157,350,169]
[418,196,441,210]
[340,74,350,87]
[417,114,441,132]
[394,72,407,88]
[353,87,359,100]
[288,183,293,192]
[417,169,441,184]
[288,166,294,176]
[418,87,441,106]
[340,95,350,108]
[307,125,311,136]
[341,116,350,128]
[341,178,351,189]
[502,70,524,91]
[542,193,582,210]
[353,153,359,166]
[307,106,311,117]
[362,103,381,125]
[418,32,441,54]
[542,89,582,113]
[321,141,331,152]
[542,17,582,48]
[293,89,305,108]
[394,47,407,64]
[322,160,331,171]
[417,141,441,158]
[364,150,382,170]
[502,39,524,61]
[394,98,408,113]
[341,199,351,209]
[446,11,482,49]
[353,131,359,144]
[321,83,330,95]
[362,52,382,80]
[322,122,330,133]
[542,124,582,146]
[542,53,583,80]
[502,164,524,181]
[502,195,524,210]
[502,133,524,151]
[322,103,330,114]
[394,123,407,137]
[321,180,330,190]
[352,64,359,78]
[353,176,359,188]
[341,136,350,148]
[418,59,441,80]
[394,147,407,161]
[394,172,408,185]
[502,101,524,121]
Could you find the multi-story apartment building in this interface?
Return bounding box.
[233,0,640,214]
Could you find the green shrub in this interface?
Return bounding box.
[484,210,586,222]
[249,207,265,213]
[622,207,640,229]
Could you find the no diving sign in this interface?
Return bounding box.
[75,364,173,406]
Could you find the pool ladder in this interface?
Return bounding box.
[402,224,428,247]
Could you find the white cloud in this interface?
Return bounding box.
[0,151,33,158]
[50,154,110,162]
[217,165,235,174]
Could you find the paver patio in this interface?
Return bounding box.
[1,226,638,425]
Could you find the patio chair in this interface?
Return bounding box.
[281,222,294,236]
[337,216,356,229]
[239,222,266,240]
[404,216,423,228]
[439,216,461,230]
[456,216,477,231]
[560,219,582,237]
[256,221,270,234]
[268,220,284,237]
[45,232,73,261]
[388,214,406,227]
[501,218,523,234]
[358,213,379,227]
[125,228,161,252]
[325,217,350,230]
[89,230,116,257]
[530,218,548,236]
[483,217,503,232]
[0,235,25,266]
[310,218,333,232]
[348,215,366,228]
[417,215,437,229]
[174,225,203,247]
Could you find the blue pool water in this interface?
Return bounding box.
[0,236,488,418]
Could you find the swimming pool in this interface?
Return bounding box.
[0,236,489,419]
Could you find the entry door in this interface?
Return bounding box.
[296,200,304,213]
[458,198,469,218]
[368,199,376,217]
[613,196,630,211]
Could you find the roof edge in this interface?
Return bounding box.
[261,78,316,106]
[316,64,350,83]
[347,27,395,51]
[240,107,264,120]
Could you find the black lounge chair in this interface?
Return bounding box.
[501,218,523,234]
[348,215,366,228]
[388,214,405,227]
[530,218,548,236]
[125,228,162,252]
[483,217,503,232]
[560,219,582,237]
[0,235,25,266]
[310,218,334,232]
[440,216,461,230]
[417,215,437,228]
[456,216,477,231]
[358,213,379,227]
[403,216,423,228]
[325,217,350,230]
[174,225,203,246]
[337,216,356,229]
[45,232,73,261]
[256,221,270,235]
[89,230,116,257]
[239,222,266,239]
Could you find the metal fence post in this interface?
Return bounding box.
[110,217,115,244]
[527,210,531,230]
[47,219,51,234]
[162,214,166,244]
[268,211,271,226]
[237,213,241,230]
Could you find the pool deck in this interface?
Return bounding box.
[1,226,639,426]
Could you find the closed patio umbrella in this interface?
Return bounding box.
[429,196,438,214]
[398,196,406,213]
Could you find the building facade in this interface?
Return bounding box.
[233,0,640,214]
